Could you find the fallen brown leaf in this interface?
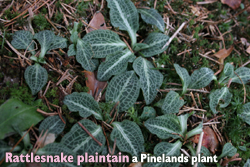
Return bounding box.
[221,153,242,166]
[246,46,250,54]
[83,71,107,100]
[87,12,107,33]
[221,0,241,10]
[191,126,219,154]
[214,45,234,70]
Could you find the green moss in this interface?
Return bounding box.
[33,14,50,30]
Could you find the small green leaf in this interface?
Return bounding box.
[223,63,234,78]
[39,115,66,135]
[34,30,55,59]
[133,43,149,52]
[61,119,105,155]
[144,114,182,139]
[186,122,203,139]
[105,71,140,112]
[97,49,135,81]
[140,107,156,120]
[154,140,182,156]
[174,64,191,94]
[49,36,67,50]
[189,67,214,89]
[70,22,79,44]
[67,44,76,56]
[243,159,250,167]
[218,143,237,159]
[200,146,211,156]
[82,30,127,58]
[231,67,250,84]
[107,0,139,46]
[139,33,169,57]
[76,39,98,72]
[11,30,35,55]
[209,87,232,114]
[0,98,44,139]
[63,92,103,120]
[238,103,250,125]
[138,8,165,32]
[133,57,163,104]
[161,91,184,114]
[178,112,193,135]
[111,120,144,158]
[24,63,48,95]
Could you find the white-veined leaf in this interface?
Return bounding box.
[243,159,250,167]
[70,22,79,44]
[178,112,193,135]
[111,120,144,158]
[186,122,203,139]
[34,30,55,59]
[49,36,67,50]
[223,63,234,78]
[107,0,139,46]
[37,143,78,167]
[133,57,163,104]
[161,91,184,114]
[63,92,103,120]
[76,39,98,72]
[189,67,214,89]
[138,8,165,32]
[231,67,250,84]
[218,143,237,159]
[67,44,76,56]
[61,119,105,155]
[209,87,232,114]
[144,114,182,139]
[140,106,156,120]
[11,30,35,55]
[24,63,48,95]
[238,103,250,125]
[174,64,191,94]
[39,115,66,135]
[154,140,182,156]
[133,43,149,52]
[200,146,211,156]
[82,30,127,58]
[105,71,140,112]
[139,33,169,57]
[97,49,135,81]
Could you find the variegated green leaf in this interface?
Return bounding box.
[140,33,169,57]
[105,71,140,112]
[231,67,250,84]
[189,67,214,89]
[24,63,48,95]
[34,30,55,59]
[107,0,139,46]
[70,22,79,44]
[243,159,250,167]
[63,92,103,120]
[161,91,184,114]
[61,119,105,155]
[11,30,35,55]
[82,29,127,58]
[76,39,98,72]
[174,64,191,94]
[49,36,67,50]
[67,44,76,56]
[218,143,237,159]
[138,8,165,32]
[238,103,250,125]
[133,57,163,104]
[223,63,234,78]
[144,114,182,139]
[97,49,135,81]
[111,120,144,158]
[186,122,203,139]
[209,87,232,114]
[37,143,78,167]
[39,115,66,135]
[154,140,182,156]
[140,106,156,120]
[178,112,193,135]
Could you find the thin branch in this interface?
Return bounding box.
[160,88,210,93]
[193,132,204,167]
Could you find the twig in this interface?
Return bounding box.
[193,132,204,167]
[181,149,190,157]
[122,37,134,53]
[160,88,210,93]
[37,108,58,116]
[111,138,116,155]
[77,122,102,146]
[43,80,51,97]
[241,59,250,67]
[199,53,222,65]
[162,22,186,49]
[190,92,198,108]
